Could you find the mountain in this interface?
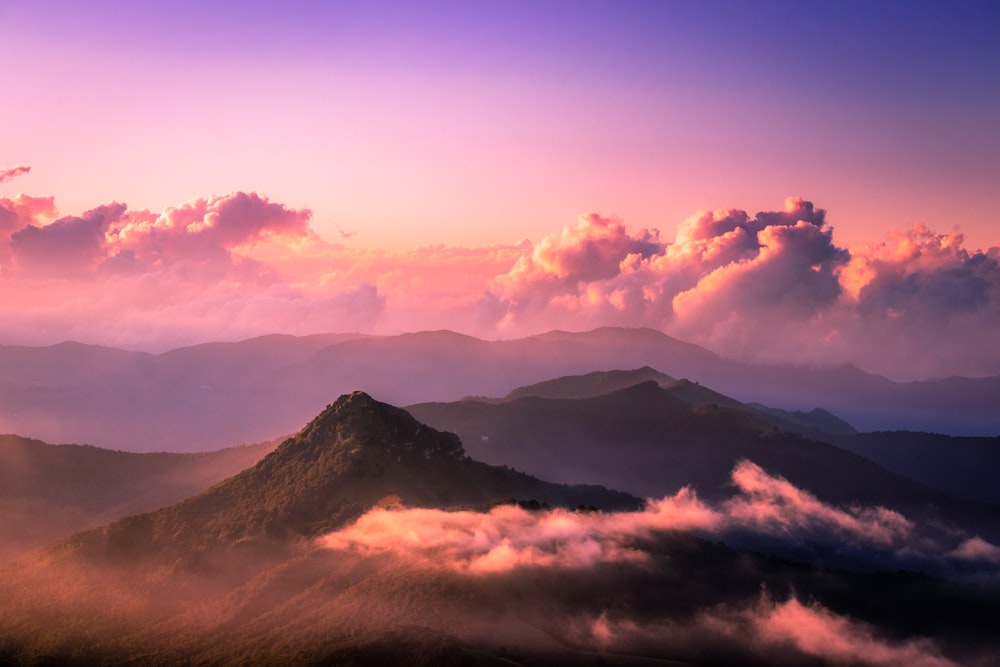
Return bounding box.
[0,328,996,453]
[494,367,856,436]
[408,381,1000,543]
[0,434,276,563]
[65,392,639,559]
[1,392,998,666]
[495,366,679,402]
[829,430,1000,505]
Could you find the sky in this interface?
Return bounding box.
[2,1,999,379]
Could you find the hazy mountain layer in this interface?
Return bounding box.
[0,435,276,563]
[1,328,996,453]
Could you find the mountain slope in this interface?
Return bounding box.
[66,392,638,560]
[409,381,1000,542]
[830,430,1000,505]
[0,434,276,562]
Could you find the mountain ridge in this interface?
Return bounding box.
[1,327,996,452]
[60,391,639,564]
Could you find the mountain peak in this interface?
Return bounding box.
[60,392,636,557]
[294,391,465,462]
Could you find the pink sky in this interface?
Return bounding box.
[2,2,998,379]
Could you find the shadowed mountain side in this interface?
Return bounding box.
[0,435,277,563]
[408,382,1000,543]
[493,366,679,402]
[488,367,857,438]
[62,392,638,563]
[0,328,996,452]
[829,431,1000,506]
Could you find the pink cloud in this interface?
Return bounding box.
[0,192,390,348]
[320,460,932,575]
[724,460,912,547]
[491,212,664,328]
[581,595,959,667]
[109,191,312,267]
[10,203,127,278]
[949,536,1000,563]
[0,165,30,184]
[740,597,957,667]
[0,188,997,379]
[0,194,57,235]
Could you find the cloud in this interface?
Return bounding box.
[723,459,912,547]
[0,165,30,184]
[481,196,999,378]
[10,203,127,278]
[321,461,975,667]
[320,460,992,578]
[949,536,1000,563]
[0,195,58,269]
[485,197,852,349]
[739,597,958,667]
[0,191,393,347]
[490,212,665,328]
[835,223,1000,377]
[1,188,998,379]
[584,596,959,667]
[108,191,312,268]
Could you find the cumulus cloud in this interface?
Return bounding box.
[490,212,664,329]
[0,191,393,347]
[10,203,127,278]
[485,196,852,351]
[0,195,58,269]
[836,224,1000,377]
[482,196,999,378]
[1,187,997,378]
[0,165,30,184]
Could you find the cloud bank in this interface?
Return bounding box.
[581,596,960,667]
[320,460,983,667]
[320,460,995,579]
[1,178,997,378]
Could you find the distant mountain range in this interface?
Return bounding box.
[2,393,997,666]
[414,366,1000,506]
[1,328,997,454]
[409,376,1000,543]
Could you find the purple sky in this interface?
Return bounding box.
[4,0,998,249]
